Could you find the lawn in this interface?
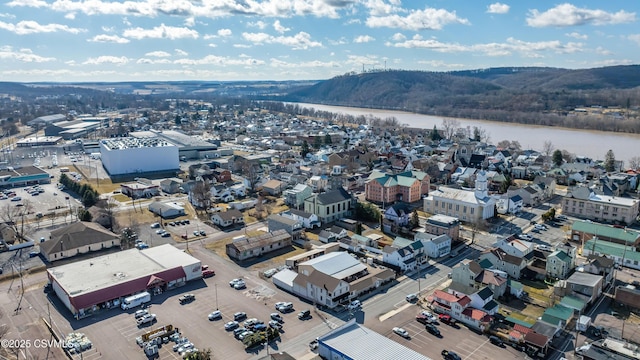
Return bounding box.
[521,279,556,307]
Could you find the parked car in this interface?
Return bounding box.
[224,321,239,331]
[263,268,278,278]
[233,280,246,290]
[518,234,533,241]
[134,309,149,319]
[233,327,248,337]
[268,320,282,329]
[233,312,247,321]
[392,327,409,338]
[202,269,216,278]
[136,314,157,326]
[425,323,441,336]
[416,311,437,324]
[208,310,222,320]
[150,223,160,228]
[277,302,293,313]
[347,300,361,310]
[441,350,462,360]
[230,278,244,287]
[298,309,311,320]
[179,294,195,304]
[439,314,455,325]
[238,331,254,340]
[406,293,418,303]
[489,335,504,347]
[270,313,283,322]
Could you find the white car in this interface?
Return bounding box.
[519,234,533,241]
[393,327,409,338]
[347,300,361,310]
[224,321,239,330]
[420,310,437,322]
[233,280,246,290]
[208,310,222,320]
[406,294,418,302]
[274,302,286,309]
[534,224,548,231]
[229,278,243,287]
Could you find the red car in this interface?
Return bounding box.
[202,269,215,278]
[438,314,455,324]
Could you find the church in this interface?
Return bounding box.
[423,170,496,224]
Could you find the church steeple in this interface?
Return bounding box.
[475,170,488,199]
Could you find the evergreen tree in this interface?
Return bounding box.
[430,125,441,141]
[604,149,616,172]
[324,133,332,145]
[552,149,564,167]
[301,140,310,158]
[410,210,420,228]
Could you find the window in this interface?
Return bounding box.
[470,208,475,215]
[455,205,459,211]
[463,206,467,213]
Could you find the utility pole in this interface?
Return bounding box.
[215,284,218,310]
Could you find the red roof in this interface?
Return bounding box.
[524,332,549,348]
[509,330,523,340]
[513,324,533,335]
[69,267,186,311]
[462,308,492,322]
[456,295,471,307]
[433,290,459,303]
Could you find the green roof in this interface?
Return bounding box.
[478,258,493,269]
[583,239,640,262]
[505,316,534,327]
[550,250,571,263]
[508,279,524,291]
[560,295,586,311]
[572,221,640,245]
[544,304,574,321]
[393,236,414,248]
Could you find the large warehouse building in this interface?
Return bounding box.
[47,244,201,318]
[99,137,179,176]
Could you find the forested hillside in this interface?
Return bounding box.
[282,66,640,133]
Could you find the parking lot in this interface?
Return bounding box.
[367,305,528,360]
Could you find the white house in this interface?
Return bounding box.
[382,245,417,271]
[280,209,321,229]
[415,233,451,258]
[494,237,534,258]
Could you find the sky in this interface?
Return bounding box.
[0,1,639,82]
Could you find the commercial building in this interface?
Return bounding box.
[562,187,639,225]
[99,137,179,176]
[39,221,120,262]
[365,170,430,204]
[304,188,354,224]
[44,117,106,140]
[130,129,219,160]
[225,230,291,261]
[47,244,201,318]
[0,165,51,188]
[317,319,432,360]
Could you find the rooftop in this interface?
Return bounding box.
[47,244,199,297]
[301,252,366,279]
[100,137,175,150]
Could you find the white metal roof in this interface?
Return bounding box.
[301,252,366,278]
[319,320,432,360]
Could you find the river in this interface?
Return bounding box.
[290,103,640,164]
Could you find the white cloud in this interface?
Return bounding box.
[354,35,375,43]
[269,58,339,68]
[595,46,611,55]
[0,13,16,18]
[345,18,361,25]
[345,54,379,66]
[184,17,195,27]
[233,44,252,48]
[565,32,588,40]
[145,51,171,57]
[527,4,635,27]
[593,59,633,66]
[390,33,405,41]
[417,60,465,68]
[123,24,198,40]
[242,31,322,50]
[628,34,640,46]
[6,0,47,8]
[175,49,188,56]
[64,12,75,19]
[328,37,348,45]
[273,20,290,34]
[366,7,470,31]
[0,45,54,62]
[387,36,584,57]
[173,55,265,66]
[0,20,85,35]
[208,43,217,48]
[88,34,130,43]
[83,55,129,65]
[217,28,232,37]
[136,57,171,64]
[486,3,509,14]
[247,21,267,29]
[363,0,403,17]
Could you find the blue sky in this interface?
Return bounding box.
[0,1,638,82]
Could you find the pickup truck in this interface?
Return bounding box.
[179,294,195,304]
[137,314,156,326]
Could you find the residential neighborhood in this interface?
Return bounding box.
[1,100,640,360]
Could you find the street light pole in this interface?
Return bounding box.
[215,284,218,310]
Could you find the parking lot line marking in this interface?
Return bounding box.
[461,337,491,359]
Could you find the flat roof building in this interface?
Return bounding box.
[47,244,201,318]
[99,137,179,176]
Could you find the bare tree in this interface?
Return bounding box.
[191,180,212,212]
[542,141,555,158]
[0,200,34,243]
[441,119,460,140]
[47,211,57,227]
[243,163,261,195]
[628,156,640,170]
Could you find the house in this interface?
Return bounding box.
[384,203,412,227]
[304,188,354,224]
[495,237,534,258]
[414,233,451,258]
[582,255,615,285]
[540,304,574,329]
[546,249,574,280]
[262,179,284,196]
[559,295,587,314]
[225,230,291,261]
[308,175,328,192]
[365,170,430,204]
[120,180,160,199]
[279,209,321,229]
[212,168,231,183]
[211,209,245,228]
[283,184,313,208]
[39,222,120,262]
[318,226,348,244]
[475,269,508,298]
[148,201,185,218]
[508,279,525,298]
[450,259,507,298]
[562,187,639,225]
[382,245,417,272]
[614,286,640,310]
[267,214,303,239]
[160,178,183,194]
[479,248,527,279]
[468,287,499,315]
[424,170,496,224]
[430,289,472,319]
[272,252,395,308]
[423,214,460,242]
[560,272,604,304]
